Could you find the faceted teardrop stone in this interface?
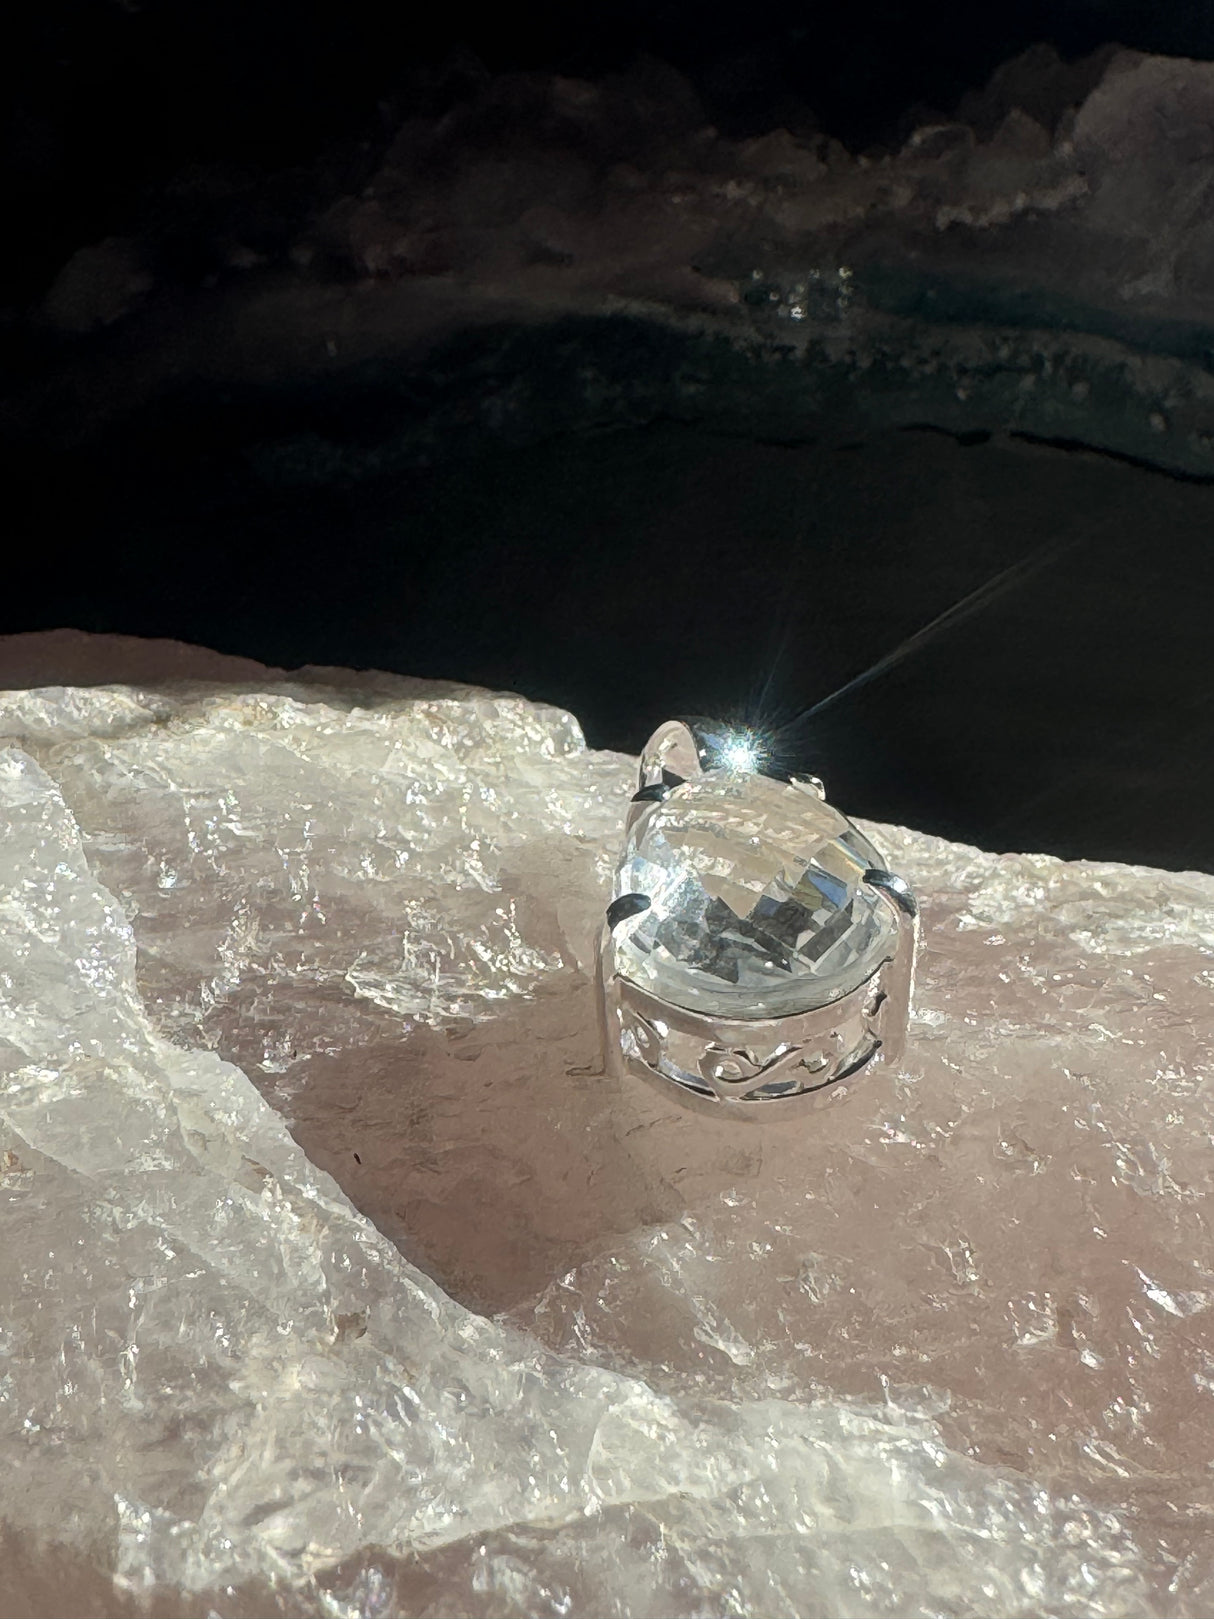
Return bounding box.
[612,769,897,1018]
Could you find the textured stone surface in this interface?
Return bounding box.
[1,635,1212,1617]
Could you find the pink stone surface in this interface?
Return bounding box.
[0,633,1211,1617]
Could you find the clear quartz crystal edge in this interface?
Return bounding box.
[612,767,897,1018]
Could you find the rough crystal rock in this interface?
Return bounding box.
[0,633,1212,1618]
[613,769,896,1016]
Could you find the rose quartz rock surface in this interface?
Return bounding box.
[0,634,1211,1618]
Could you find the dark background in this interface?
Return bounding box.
[9,0,1214,304]
[7,0,1214,304]
[4,0,1214,869]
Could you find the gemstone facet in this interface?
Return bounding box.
[612,768,897,1018]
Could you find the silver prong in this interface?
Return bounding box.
[626,779,674,835]
[606,892,651,931]
[863,868,919,1065]
[790,774,826,799]
[863,868,918,918]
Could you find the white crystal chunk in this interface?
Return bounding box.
[612,768,897,1017]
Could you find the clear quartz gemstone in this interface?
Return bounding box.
[612,769,897,1018]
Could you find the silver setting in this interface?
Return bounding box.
[627,716,756,834]
[598,719,919,1117]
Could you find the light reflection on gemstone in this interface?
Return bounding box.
[716,728,766,775]
[613,768,896,1018]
